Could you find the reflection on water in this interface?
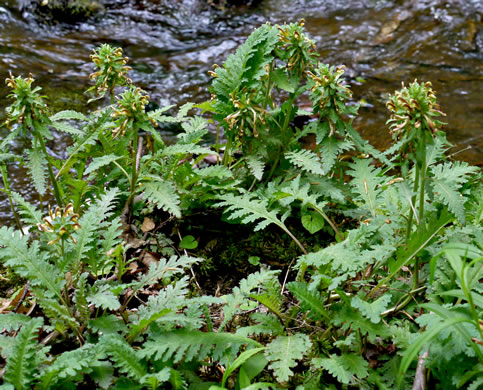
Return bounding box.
[0,0,481,222]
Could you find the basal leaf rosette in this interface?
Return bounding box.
[386,79,446,142]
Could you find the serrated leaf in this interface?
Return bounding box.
[50,121,84,135]
[139,329,261,364]
[50,110,88,122]
[88,284,120,311]
[3,318,43,390]
[314,353,369,385]
[431,178,466,223]
[84,154,122,176]
[246,155,265,181]
[351,295,391,324]
[142,180,181,218]
[0,153,17,162]
[26,148,47,195]
[286,281,330,322]
[285,150,325,176]
[215,192,288,232]
[347,158,384,217]
[264,334,312,383]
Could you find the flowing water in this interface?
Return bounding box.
[0,0,481,222]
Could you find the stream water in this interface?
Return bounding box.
[0,0,481,223]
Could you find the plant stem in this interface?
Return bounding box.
[36,134,63,207]
[1,164,23,232]
[311,204,343,241]
[127,133,141,219]
[414,140,427,288]
[406,163,420,242]
[418,142,426,224]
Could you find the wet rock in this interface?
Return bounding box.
[27,0,104,23]
[372,9,413,45]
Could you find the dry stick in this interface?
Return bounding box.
[281,257,296,295]
[13,281,31,312]
[412,351,429,390]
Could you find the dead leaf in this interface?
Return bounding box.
[141,217,155,233]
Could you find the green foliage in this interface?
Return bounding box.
[140,329,261,364]
[264,334,312,383]
[0,21,481,390]
[314,353,369,385]
[3,318,44,390]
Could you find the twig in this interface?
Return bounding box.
[13,281,30,312]
[281,257,296,295]
[412,350,429,390]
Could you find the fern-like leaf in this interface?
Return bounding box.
[212,23,278,101]
[215,192,288,232]
[350,295,391,324]
[38,343,105,389]
[285,150,325,176]
[131,255,201,295]
[314,353,369,385]
[3,318,43,390]
[264,334,312,383]
[50,121,84,136]
[11,192,43,227]
[347,158,384,217]
[430,161,478,224]
[286,281,330,322]
[84,154,122,176]
[220,269,280,331]
[72,188,120,272]
[101,335,147,380]
[0,227,64,300]
[246,155,265,181]
[50,110,88,122]
[141,179,181,218]
[250,277,283,319]
[139,329,261,365]
[236,313,285,337]
[26,147,47,195]
[87,283,121,311]
[0,313,32,333]
[161,144,212,157]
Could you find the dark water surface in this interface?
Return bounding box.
[0,0,481,222]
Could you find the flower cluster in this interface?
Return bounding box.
[38,203,81,245]
[277,19,318,75]
[88,44,132,98]
[386,80,446,140]
[225,90,267,139]
[111,86,153,138]
[308,64,356,136]
[4,73,50,132]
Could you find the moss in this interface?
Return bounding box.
[35,0,104,23]
[0,264,25,299]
